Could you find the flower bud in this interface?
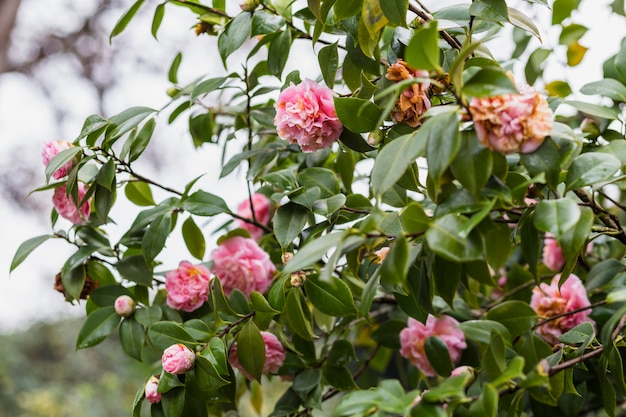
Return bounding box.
[114,295,136,317]
[281,252,293,265]
[290,272,306,288]
[374,247,390,264]
[162,343,195,374]
[239,0,260,12]
[144,376,161,404]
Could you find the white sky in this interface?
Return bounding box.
[0,0,624,331]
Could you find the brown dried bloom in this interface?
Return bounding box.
[54,271,99,300]
[386,59,431,127]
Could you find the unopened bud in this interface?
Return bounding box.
[114,295,136,317]
[239,0,260,12]
[367,130,383,146]
[162,343,196,374]
[166,87,180,97]
[145,376,161,404]
[290,272,306,287]
[281,252,293,265]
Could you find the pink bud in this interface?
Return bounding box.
[162,344,195,374]
[144,376,161,404]
[239,0,260,12]
[114,295,136,317]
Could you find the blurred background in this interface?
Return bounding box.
[0,0,624,415]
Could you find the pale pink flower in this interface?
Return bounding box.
[399,315,467,377]
[165,261,211,312]
[274,79,343,152]
[52,183,91,224]
[144,376,161,404]
[114,295,136,317]
[229,331,285,380]
[236,194,272,241]
[469,86,552,154]
[531,274,594,344]
[451,365,473,377]
[543,233,565,272]
[162,344,195,374]
[42,140,75,179]
[210,236,276,297]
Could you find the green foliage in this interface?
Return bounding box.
[13,0,626,416]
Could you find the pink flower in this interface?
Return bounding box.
[114,295,136,317]
[399,315,467,377]
[229,331,285,380]
[162,343,195,374]
[543,233,565,271]
[210,236,276,297]
[531,274,594,344]
[144,376,161,404]
[165,261,211,312]
[236,194,272,241]
[42,140,75,179]
[274,79,343,152]
[469,86,552,154]
[52,183,91,224]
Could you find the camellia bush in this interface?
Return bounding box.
[12,0,626,416]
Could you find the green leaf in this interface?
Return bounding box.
[552,0,580,24]
[520,138,561,189]
[425,336,454,376]
[565,152,621,191]
[298,167,340,199]
[450,131,493,196]
[462,68,518,97]
[161,387,185,417]
[129,118,156,162]
[304,274,356,317]
[459,320,511,344]
[402,202,431,234]
[334,0,362,21]
[525,47,551,85]
[508,7,541,41]
[151,3,165,39]
[45,147,82,183]
[218,12,252,65]
[107,106,157,141]
[120,317,145,361]
[468,383,498,417]
[433,255,463,307]
[581,79,626,102]
[117,255,153,286]
[284,288,315,340]
[191,77,227,101]
[558,321,594,345]
[251,11,285,36]
[563,100,621,119]
[273,203,307,249]
[110,0,145,42]
[168,52,182,84]
[236,320,265,382]
[485,300,537,338]
[469,0,508,22]
[380,0,408,26]
[379,235,410,294]
[10,235,52,272]
[334,97,382,133]
[426,214,483,262]
[76,306,121,349]
[372,131,427,197]
[182,191,231,216]
[533,198,581,238]
[405,21,440,71]
[318,42,339,88]
[283,232,343,274]
[148,321,197,351]
[125,181,156,206]
[426,111,461,194]
[268,29,292,77]
[135,305,163,326]
[142,212,172,263]
[182,216,206,260]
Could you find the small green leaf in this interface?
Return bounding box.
[148,321,197,351]
[284,288,315,340]
[533,198,581,238]
[401,202,431,234]
[508,7,541,41]
[76,306,121,349]
[334,97,382,133]
[379,235,410,294]
[469,0,508,22]
[318,42,339,88]
[459,320,512,344]
[151,3,165,39]
[182,191,231,216]
[425,336,454,376]
[380,0,408,26]
[462,68,518,97]
[565,152,621,191]
[120,317,145,361]
[191,77,227,101]
[182,216,206,260]
[110,0,145,42]
[129,118,156,162]
[125,181,156,206]
[405,21,441,71]
[304,274,356,317]
[236,320,265,382]
[107,106,157,141]
[274,203,307,249]
[485,300,537,337]
[218,12,252,65]
[45,147,82,183]
[10,235,52,272]
[142,212,172,263]
[268,30,292,77]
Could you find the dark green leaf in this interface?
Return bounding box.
[565,152,621,191]
[284,288,314,340]
[485,300,537,337]
[117,255,153,286]
[268,30,291,77]
[274,203,307,249]
[304,274,356,317]
[334,97,382,133]
[462,67,518,97]
[318,42,339,88]
[425,336,454,376]
[161,387,185,417]
[191,77,227,100]
[182,216,206,260]
[110,0,145,42]
[76,306,121,349]
[459,320,512,344]
[405,21,441,71]
[533,198,581,238]
[380,0,408,26]
[426,111,461,194]
[148,321,197,351]
[151,3,165,39]
[142,212,172,263]
[45,147,82,183]
[236,320,265,382]
[581,79,626,102]
[379,235,410,294]
[218,12,252,64]
[469,0,508,22]
[107,106,157,141]
[425,214,483,262]
[298,167,340,198]
[450,131,493,196]
[129,118,156,162]
[135,305,163,326]
[120,317,145,361]
[10,235,52,272]
[182,191,230,216]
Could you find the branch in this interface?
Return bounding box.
[407,2,463,51]
[574,189,626,245]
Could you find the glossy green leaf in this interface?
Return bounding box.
[380,0,408,26]
[142,212,172,263]
[284,288,314,340]
[117,255,153,286]
[533,198,581,238]
[425,336,454,376]
[135,305,163,327]
[401,202,431,234]
[10,234,52,272]
[110,0,145,42]
[469,0,508,22]
[237,320,265,382]
[304,274,356,317]
[520,138,561,189]
[283,232,344,274]
[120,317,145,361]
[182,191,230,216]
[565,152,620,191]
[463,67,518,97]
[106,106,156,141]
[45,147,82,183]
[182,216,206,260]
[508,7,541,41]
[425,214,483,262]
[525,48,551,85]
[405,21,441,71]
[148,321,197,351]
[125,181,155,207]
[218,12,252,64]
[161,387,185,417]
[426,111,461,194]
[318,42,339,88]
[191,77,227,100]
[459,320,511,344]
[450,131,493,196]
[379,235,411,294]
[334,0,361,21]
[129,118,156,162]
[76,306,121,349]
[468,383,498,417]
[268,29,291,77]
[485,300,537,337]
[334,97,382,133]
[298,167,340,199]
[151,3,165,39]
[433,255,463,307]
[251,11,284,36]
[563,100,620,119]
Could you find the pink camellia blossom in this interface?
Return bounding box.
[236,193,272,241]
[531,274,594,344]
[165,261,211,312]
[211,236,276,297]
[114,295,136,317]
[42,140,75,179]
[274,79,343,152]
[229,331,286,380]
[52,183,91,224]
[144,376,161,404]
[399,315,467,377]
[543,233,566,272]
[162,343,195,374]
[469,85,553,154]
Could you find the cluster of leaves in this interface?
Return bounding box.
[11,0,626,416]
